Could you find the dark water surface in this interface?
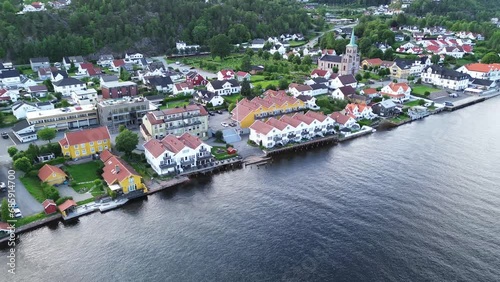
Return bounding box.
[3,98,500,281]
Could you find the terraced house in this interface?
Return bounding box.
[140,104,209,141]
[59,126,111,159]
[231,90,307,128]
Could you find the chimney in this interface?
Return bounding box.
[115,165,120,173]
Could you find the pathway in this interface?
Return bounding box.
[57,184,93,202]
[0,164,43,216]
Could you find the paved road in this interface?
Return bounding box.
[0,164,43,216]
[304,23,357,49]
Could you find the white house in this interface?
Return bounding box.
[97,55,114,67]
[380,82,412,102]
[53,78,86,96]
[173,82,195,95]
[236,71,251,82]
[310,69,332,79]
[250,39,266,49]
[344,103,376,120]
[296,95,320,110]
[421,65,469,90]
[456,63,500,81]
[439,46,465,59]
[331,74,358,89]
[249,120,281,148]
[206,79,241,96]
[12,101,54,119]
[71,89,98,105]
[0,69,21,85]
[194,90,225,106]
[330,112,359,129]
[12,120,37,143]
[144,133,213,175]
[288,83,313,97]
[217,69,235,81]
[0,89,19,102]
[125,52,144,64]
[111,59,125,72]
[63,56,84,69]
[331,86,356,100]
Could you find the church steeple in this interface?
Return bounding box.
[348,29,357,47]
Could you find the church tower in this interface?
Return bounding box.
[342,29,360,76]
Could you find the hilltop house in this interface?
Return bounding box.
[29,57,50,71]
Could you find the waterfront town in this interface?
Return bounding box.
[1,6,500,240]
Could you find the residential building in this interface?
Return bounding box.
[194,90,224,106]
[77,63,102,77]
[100,150,148,197]
[141,104,209,140]
[296,95,320,110]
[421,65,469,90]
[330,112,359,129]
[42,199,57,215]
[332,85,356,100]
[470,78,496,90]
[236,71,251,82]
[62,56,84,69]
[185,71,207,86]
[380,82,412,102]
[173,82,195,95]
[38,67,58,80]
[58,126,111,159]
[310,83,329,96]
[390,57,431,79]
[176,41,200,51]
[97,97,152,129]
[249,39,266,49]
[0,88,19,102]
[101,81,138,99]
[71,89,98,105]
[100,75,119,86]
[456,63,500,81]
[360,88,380,98]
[97,55,114,67]
[12,119,37,143]
[58,199,77,217]
[249,120,280,148]
[231,90,307,128]
[310,69,332,79]
[250,65,264,74]
[27,104,98,130]
[217,69,235,80]
[29,57,50,71]
[288,83,313,97]
[0,69,21,85]
[331,74,358,89]
[144,133,213,175]
[111,59,125,72]
[372,99,397,117]
[51,70,68,82]
[318,30,360,75]
[361,58,383,68]
[27,85,48,97]
[344,103,375,120]
[125,52,144,63]
[206,79,241,95]
[146,76,173,92]
[53,77,86,96]
[38,164,67,186]
[12,101,54,119]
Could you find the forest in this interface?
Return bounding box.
[407,0,500,21]
[0,0,312,63]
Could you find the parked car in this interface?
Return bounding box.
[221,122,229,127]
[0,182,6,191]
[449,93,459,98]
[1,132,8,139]
[190,66,195,69]
[13,208,22,218]
[208,112,215,116]
[444,101,454,107]
[216,110,223,114]
[175,61,180,65]
[229,122,237,127]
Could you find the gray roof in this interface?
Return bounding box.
[338,74,357,85]
[197,90,217,102]
[100,75,118,82]
[147,76,173,87]
[310,83,328,90]
[209,79,240,90]
[64,56,84,63]
[28,85,48,92]
[394,58,413,69]
[12,101,34,111]
[35,101,52,107]
[30,57,50,63]
[338,86,356,95]
[99,54,114,60]
[12,119,32,132]
[145,95,164,102]
[0,69,20,79]
[52,77,84,86]
[424,65,469,80]
[312,77,328,84]
[251,39,266,44]
[378,99,397,109]
[471,78,494,86]
[52,70,68,78]
[319,54,342,63]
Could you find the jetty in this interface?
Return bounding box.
[147,176,190,194]
[264,134,339,156]
[244,155,271,166]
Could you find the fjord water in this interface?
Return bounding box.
[5,98,500,281]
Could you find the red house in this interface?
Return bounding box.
[42,199,57,215]
[101,81,138,99]
[186,71,207,86]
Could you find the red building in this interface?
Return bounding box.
[101,81,138,99]
[186,71,207,86]
[42,199,57,214]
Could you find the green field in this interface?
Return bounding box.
[0,113,17,128]
[160,100,190,109]
[223,94,243,104]
[252,80,280,88]
[211,146,237,160]
[289,40,306,47]
[404,100,424,107]
[20,177,46,203]
[64,161,102,183]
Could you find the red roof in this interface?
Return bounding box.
[144,133,204,158]
[218,69,235,79]
[101,152,141,185]
[113,59,125,67]
[280,115,303,127]
[99,149,114,162]
[363,58,383,66]
[304,110,327,122]
[289,83,312,92]
[464,63,500,73]
[236,71,249,77]
[330,112,353,125]
[174,82,194,91]
[311,69,329,77]
[265,117,289,130]
[292,113,315,125]
[58,199,77,212]
[58,126,110,147]
[42,199,56,209]
[38,164,67,182]
[362,88,378,95]
[0,222,11,231]
[249,120,275,135]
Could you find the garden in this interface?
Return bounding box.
[63,161,106,196]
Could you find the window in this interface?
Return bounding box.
[98,146,103,151]
[89,142,94,146]
[64,145,69,149]
[104,146,108,149]
[91,147,95,153]
[80,144,85,148]
[75,150,80,156]
[82,149,87,155]
[97,140,102,144]
[74,145,78,149]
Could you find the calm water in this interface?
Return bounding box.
[3,98,500,282]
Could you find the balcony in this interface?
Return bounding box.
[314,127,322,133]
[181,158,195,166]
[273,136,282,142]
[159,162,176,169]
[163,112,201,122]
[287,133,296,139]
[301,130,309,135]
[198,152,213,160]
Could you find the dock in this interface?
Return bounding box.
[338,126,375,142]
[444,92,500,111]
[63,202,100,220]
[264,134,339,156]
[180,158,243,177]
[147,176,191,194]
[244,155,271,166]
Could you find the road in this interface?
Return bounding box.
[304,23,358,49]
[152,56,217,79]
[0,163,43,216]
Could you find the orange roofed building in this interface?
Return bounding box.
[38,164,67,186]
[59,126,111,159]
[231,90,307,128]
[100,150,148,197]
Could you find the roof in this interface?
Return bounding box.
[337,85,356,95]
[236,71,249,77]
[12,119,32,132]
[265,117,289,130]
[58,126,110,147]
[471,78,494,86]
[101,81,136,88]
[144,133,204,158]
[463,63,500,73]
[112,59,125,67]
[100,75,119,82]
[292,113,315,125]
[312,77,328,84]
[99,149,114,162]
[319,54,342,63]
[385,82,410,93]
[363,58,383,66]
[311,69,329,77]
[208,79,239,90]
[289,83,313,92]
[393,58,414,69]
[58,199,77,212]
[28,85,48,92]
[304,110,327,122]
[280,115,303,127]
[0,69,20,79]
[174,82,194,91]
[42,199,56,209]
[378,99,397,109]
[30,57,49,63]
[250,120,275,135]
[310,84,328,90]
[101,151,142,185]
[338,74,357,85]
[38,164,67,182]
[362,88,378,94]
[330,112,353,125]
[52,77,84,87]
[51,70,68,78]
[217,69,235,78]
[424,65,469,80]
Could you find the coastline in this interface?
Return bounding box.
[2,92,498,243]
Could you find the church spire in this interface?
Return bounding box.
[348,29,357,47]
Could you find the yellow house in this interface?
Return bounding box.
[38,164,67,186]
[231,90,306,128]
[100,150,148,196]
[59,126,111,159]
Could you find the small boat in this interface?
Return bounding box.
[99,198,129,212]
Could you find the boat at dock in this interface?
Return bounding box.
[99,198,129,212]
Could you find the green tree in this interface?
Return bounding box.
[209,34,232,60]
[278,79,288,90]
[332,67,339,73]
[0,112,4,126]
[262,51,271,60]
[1,198,10,222]
[481,52,500,64]
[43,79,54,92]
[355,74,363,81]
[115,129,139,155]
[241,79,252,97]
[363,72,371,79]
[118,124,126,132]
[418,99,426,106]
[292,55,301,65]
[37,128,57,143]
[14,157,32,172]
[7,147,18,158]
[120,69,131,81]
[228,103,236,113]
[302,55,312,65]
[273,51,281,61]
[56,100,71,108]
[431,54,441,65]
[53,92,62,101]
[42,184,60,201]
[214,130,223,141]
[240,55,252,72]
[245,48,254,57]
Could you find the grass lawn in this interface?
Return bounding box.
[16,212,48,227]
[252,80,280,88]
[77,198,96,206]
[20,176,46,203]
[211,146,236,160]
[404,100,424,107]
[289,40,306,47]
[223,93,243,104]
[389,114,410,123]
[122,154,154,180]
[250,75,266,82]
[160,100,190,109]
[0,113,17,128]
[411,85,439,95]
[64,161,102,183]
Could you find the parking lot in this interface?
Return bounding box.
[430,90,475,105]
[207,109,237,132]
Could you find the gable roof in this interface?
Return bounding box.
[289,83,313,92]
[0,69,20,79]
[250,120,275,135]
[362,88,378,95]
[30,57,50,63]
[58,126,110,147]
[101,151,142,185]
[330,112,353,125]
[337,85,356,95]
[338,74,357,85]
[208,79,240,90]
[311,69,329,77]
[147,76,173,87]
[28,85,48,92]
[319,54,342,63]
[363,58,383,66]
[58,199,77,212]
[38,164,67,182]
[463,63,500,73]
[52,77,84,87]
[144,133,204,158]
[304,110,328,122]
[42,199,56,209]
[265,117,289,130]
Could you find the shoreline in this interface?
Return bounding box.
[1,92,498,245]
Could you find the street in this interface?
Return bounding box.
[0,163,43,216]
